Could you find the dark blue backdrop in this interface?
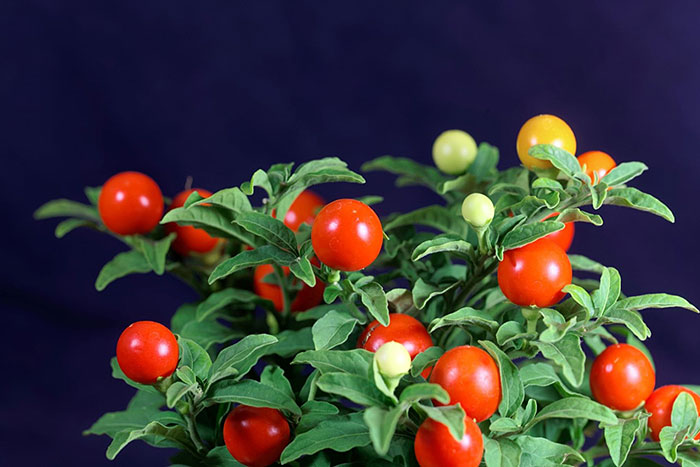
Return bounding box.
[3,1,699,465]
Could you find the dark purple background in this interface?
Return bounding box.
[3,1,699,465]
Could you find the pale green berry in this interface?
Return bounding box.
[461,193,494,228]
[375,341,411,378]
[432,130,478,175]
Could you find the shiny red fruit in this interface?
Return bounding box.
[497,238,572,307]
[166,188,219,255]
[253,261,325,312]
[98,171,164,235]
[430,345,501,422]
[223,405,290,467]
[543,212,575,252]
[358,313,434,378]
[590,344,655,411]
[311,199,383,271]
[284,190,325,232]
[116,321,179,384]
[645,385,700,442]
[414,416,483,467]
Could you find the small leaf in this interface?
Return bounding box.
[601,161,648,187]
[240,169,273,196]
[208,246,297,284]
[292,349,373,376]
[316,372,392,407]
[606,187,675,222]
[533,334,586,387]
[604,308,651,340]
[562,284,595,318]
[312,310,358,350]
[484,438,522,467]
[208,334,278,385]
[362,156,444,190]
[413,278,459,310]
[616,293,699,313]
[191,186,252,212]
[233,211,298,253]
[95,250,152,291]
[178,338,212,381]
[429,307,499,333]
[166,381,196,409]
[516,435,585,466]
[133,234,176,275]
[528,144,586,181]
[364,406,403,455]
[34,199,100,221]
[399,383,449,405]
[289,257,316,287]
[280,413,370,464]
[410,347,444,377]
[161,205,246,241]
[480,340,524,417]
[269,328,314,358]
[357,282,389,326]
[502,221,564,250]
[384,205,468,237]
[206,379,301,416]
[519,363,577,397]
[568,254,606,273]
[196,288,266,322]
[55,218,94,238]
[411,235,473,261]
[106,421,191,460]
[555,208,603,226]
[416,403,465,441]
[538,308,577,343]
[468,142,500,179]
[531,397,617,426]
[604,418,640,466]
[595,267,622,315]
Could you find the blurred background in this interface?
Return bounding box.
[3,1,700,465]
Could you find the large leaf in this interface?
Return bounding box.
[208,334,278,385]
[484,438,522,467]
[616,293,698,313]
[481,340,524,417]
[530,397,617,426]
[356,282,389,326]
[206,379,301,416]
[528,144,586,181]
[95,250,152,291]
[502,221,564,250]
[34,198,100,221]
[106,420,191,460]
[292,349,373,376]
[195,287,267,321]
[605,187,675,222]
[161,204,245,240]
[364,406,403,456]
[604,418,641,466]
[312,310,358,350]
[280,413,371,464]
[233,211,298,252]
[411,234,473,261]
[208,246,297,284]
[601,161,648,187]
[384,205,468,236]
[533,334,586,387]
[316,372,391,407]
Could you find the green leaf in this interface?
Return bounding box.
[316,372,391,407]
[292,349,373,376]
[519,363,578,397]
[34,198,100,221]
[208,246,297,284]
[484,438,523,467]
[595,267,622,315]
[191,187,252,212]
[260,365,295,400]
[606,187,675,222]
[528,144,586,181]
[516,435,585,467]
[502,221,564,250]
[54,218,94,238]
[530,397,617,426]
[659,392,699,462]
[289,256,316,287]
[399,383,449,405]
[178,338,212,381]
[297,400,340,433]
[468,142,500,179]
[165,381,196,409]
[312,309,358,350]
[416,403,465,441]
[480,340,524,417]
[411,234,473,261]
[364,406,403,455]
[195,288,266,322]
[357,281,389,326]
[202,446,246,466]
[562,284,595,318]
[604,418,641,466]
[604,308,651,340]
[384,205,468,236]
[106,421,191,460]
[496,321,531,347]
[555,208,603,226]
[266,327,313,357]
[206,379,301,416]
[178,319,244,350]
[95,250,152,291]
[362,156,444,190]
[601,161,648,187]
[132,234,176,275]
[532,178,564,191]
[233,211,298,252]
[280,413,370,464]
[533,333,586,387]
[538,308,577,343]
[84,186,101,205]
[161,205,245,241]
[616,293,699,313]
[410,347,444,378]
[412,278,459,310]
[568,254,606,273]
[429,307,499,333]
[240,168,273,196]
[84,401,180,438]
[208,334,278,385]
[109,357,159,393]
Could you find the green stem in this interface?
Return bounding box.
[453,257,498,306]
[272,264,292,316]
[184,410,206,455]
